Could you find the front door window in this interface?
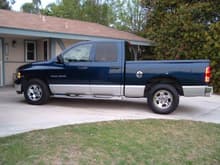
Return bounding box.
[63,44,92,63]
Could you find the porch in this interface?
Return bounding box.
[0,35,79,86]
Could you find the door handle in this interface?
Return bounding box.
[77,66,88,70]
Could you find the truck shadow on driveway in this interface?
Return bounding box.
[46,97,196,115]
[15,94,202,115]
[48,97,149,112]
[16,96,212,121]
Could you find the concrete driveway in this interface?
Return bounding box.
[0,87,220,137]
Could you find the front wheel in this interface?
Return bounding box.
[147,84,179,114]
[24,79,50,105]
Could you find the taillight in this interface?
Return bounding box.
[205,66,211,83]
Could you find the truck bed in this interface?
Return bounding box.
[125,60,209,86]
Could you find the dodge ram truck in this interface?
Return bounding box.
[14,40,213,114]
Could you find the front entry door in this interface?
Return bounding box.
[43,40,49,60]
[0,39,3,86]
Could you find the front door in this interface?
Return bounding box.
[52,42,93,95]
[0,39,3,86]
[43,40,49,60]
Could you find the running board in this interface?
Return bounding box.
[52,94,125,100]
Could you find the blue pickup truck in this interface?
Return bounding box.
[14,40,213,114]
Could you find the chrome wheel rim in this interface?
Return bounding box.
[153,90,173,109]
[27,84,42,101]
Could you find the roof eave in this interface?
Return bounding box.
[0,27,151,46]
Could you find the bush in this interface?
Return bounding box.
[142,0,220,93]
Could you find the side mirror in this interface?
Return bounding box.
[57,55,64,64]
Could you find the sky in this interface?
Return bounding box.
[12,0,56,11]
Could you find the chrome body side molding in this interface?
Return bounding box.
[49,84,91,95]
[49,84,123,96]
[91,85,122,96]
[49,84,213,98]
[49,84,145,97]
[124,85,145,97]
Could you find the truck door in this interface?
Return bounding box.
[90,42,123,96]
[51,43,94,95]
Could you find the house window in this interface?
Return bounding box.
[25,40,36,62]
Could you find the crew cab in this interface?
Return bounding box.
[14,40,213,114]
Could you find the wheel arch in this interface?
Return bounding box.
[144,76,183,97]
[23,76,52,95]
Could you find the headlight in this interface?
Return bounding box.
[17,72,21,79]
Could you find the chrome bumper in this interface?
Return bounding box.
[14,84,22,94]
[183,86,213,97]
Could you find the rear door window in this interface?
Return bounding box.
[94,42,119,62]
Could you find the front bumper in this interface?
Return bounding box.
[14,77,23,94]
[14,83,22,94]
[183,86,213,97]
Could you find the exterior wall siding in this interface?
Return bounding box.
[55,41,62,56]
[4,38,24,62]
[37,39,44,61]
[2,37,49,85]
[5,62,25,85]
[3,38,25,85]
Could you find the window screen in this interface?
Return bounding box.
[95,42,118,62]
[25,40,36,62]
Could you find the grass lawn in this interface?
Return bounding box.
[0,120,220,165]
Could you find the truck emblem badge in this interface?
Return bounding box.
[136,71,143,79]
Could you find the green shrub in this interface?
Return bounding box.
[141,0,220,93]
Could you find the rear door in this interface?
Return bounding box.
[90,41,123,96]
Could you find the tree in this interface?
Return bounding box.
[42,0,146,32]
[32,0,41,13]
[21,3,35,13]
[0,0,15,9]
[141,0,220,92]
[81,0,110,25]
[21,0,41,14]
[109,0,147,33]
[0,0,9,9]
[42,0,111,26]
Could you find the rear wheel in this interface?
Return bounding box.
[24,79,50,105]
[147,84,179,114]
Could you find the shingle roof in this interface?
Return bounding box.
[0,9,149,44]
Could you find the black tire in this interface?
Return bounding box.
[147,84,179,114]
[24,79,50,105]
